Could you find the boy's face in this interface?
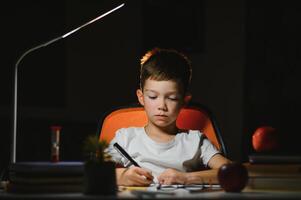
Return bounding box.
[137,79,185,129]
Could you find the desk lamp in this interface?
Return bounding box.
[12,2,124,164]
[8,3,124,192]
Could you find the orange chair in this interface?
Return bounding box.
[97,102,227,156]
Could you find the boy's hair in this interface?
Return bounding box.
[140,48,192,95]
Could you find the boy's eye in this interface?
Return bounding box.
[148,96,157,99]
[168,97,178,101]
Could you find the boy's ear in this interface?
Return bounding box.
[136,89,145,106]
[184,94,192,105]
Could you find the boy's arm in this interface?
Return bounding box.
[116,168,128,185]
[157,168,219,185]
[186,154,231,184]
[158,154,231,185]
[207,153,231,169]
[116,167,153,186]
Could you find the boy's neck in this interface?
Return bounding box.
[144,123,178,143]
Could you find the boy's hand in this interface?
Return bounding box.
[158,168,187,185]
[118,166,153,186]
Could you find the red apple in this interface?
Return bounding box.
[252,126,280,152]
[217,162,248,192]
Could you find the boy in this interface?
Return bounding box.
[107,48,230,186]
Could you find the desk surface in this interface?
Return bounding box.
[1,188,301,200]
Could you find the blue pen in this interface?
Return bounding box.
[113,142,141,167]
[113,142,157,183]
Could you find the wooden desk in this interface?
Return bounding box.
[1,188,301,199]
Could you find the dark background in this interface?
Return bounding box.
[1,0,300,174]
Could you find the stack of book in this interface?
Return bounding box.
[245,155,301,191]
[7,161,84,193]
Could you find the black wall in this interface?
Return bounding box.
[244,0,301,156]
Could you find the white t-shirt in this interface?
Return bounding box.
[106,127,220,177]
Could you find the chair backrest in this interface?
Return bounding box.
[98,103,227,156]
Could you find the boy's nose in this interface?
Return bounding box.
[158,100,167,111]
[158,107,166,111]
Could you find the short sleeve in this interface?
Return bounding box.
[200,138,220,167]
[104,128,135,167]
